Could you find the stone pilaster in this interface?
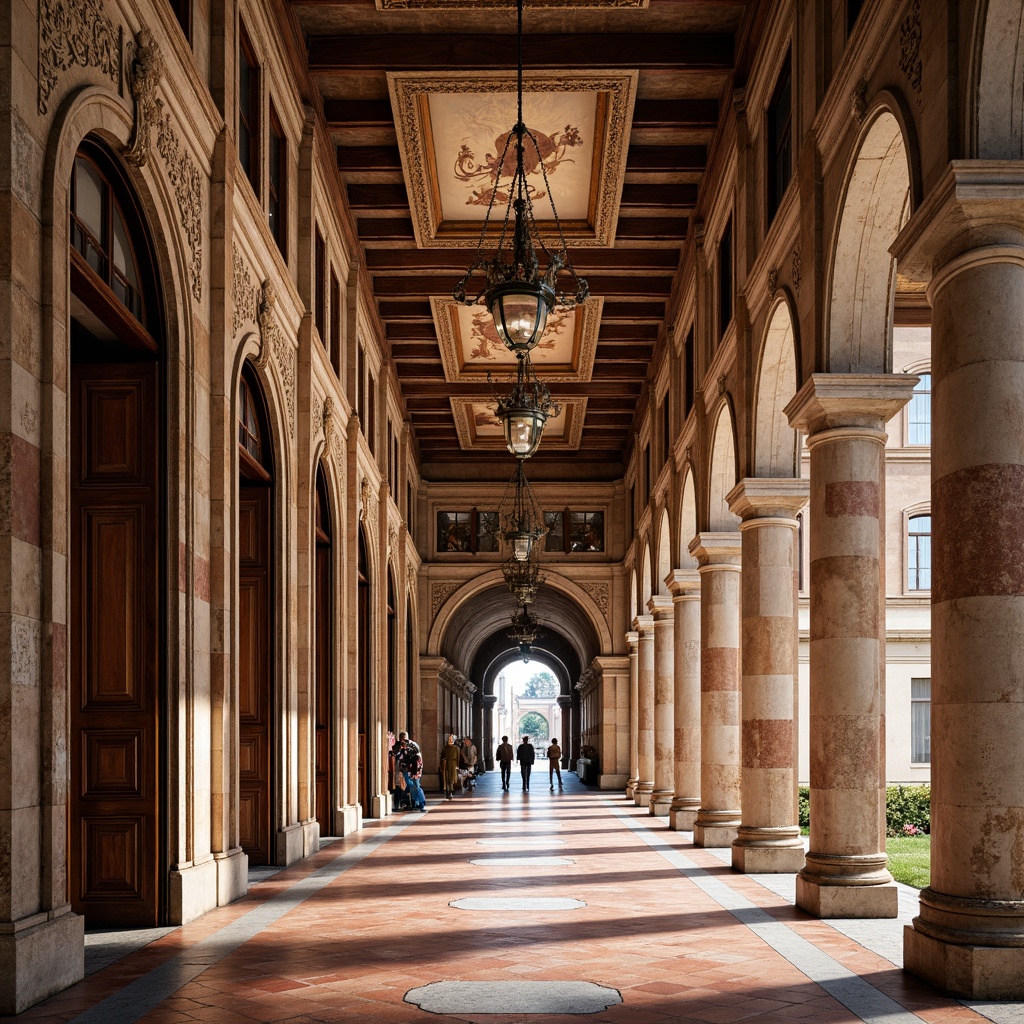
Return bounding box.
[893,163,1024,997]
[648,596,675,816]
[785,374,915,918]
[727,479,807,873]
[482,695,497,770]
[625,630,639,799]
[633,616,655,807]
[688,533,742,847]
[557,694,572,769]
[667,570,701,831]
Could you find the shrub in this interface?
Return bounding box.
[798,786,810,829]
[886,784,930,836]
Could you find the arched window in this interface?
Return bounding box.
[238,371,272,479]
[907,373,931,445]
[908,514,931,591]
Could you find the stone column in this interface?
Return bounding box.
[786,374,914,918]
[558,695,572,768]
[633,615,655,807]
[482,695,497,770]
[625,630,639,798]
[667,570,701,830]
[894,167,1024,996]
[689,534,742,846]
[727,479,808,873]
[648,596,675,815]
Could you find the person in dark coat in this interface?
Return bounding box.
[516,735,536,792]
[439,733,461,800]
[495,735,514,791]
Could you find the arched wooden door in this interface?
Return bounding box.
[237,366,274,865]
[69,139,164,927]
[313,468,333,835]
[357,529,371,812]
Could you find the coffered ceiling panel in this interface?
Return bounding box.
[451,397,588,451]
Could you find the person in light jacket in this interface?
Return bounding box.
[546,739,563,791]
[439,733,460,800]
[516,735,535,792]
[495,735,514,791]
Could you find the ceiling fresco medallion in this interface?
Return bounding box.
[388,70,637,248]
[431,296,602,382]
[451,397,588,451]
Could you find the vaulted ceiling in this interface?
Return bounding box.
[290,0,751,481]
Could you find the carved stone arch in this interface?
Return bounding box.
[677,465,699,569]
[656,505,672,595]
[629,566,638,623]
[825,97,920,374]
[753,292,800,477]
[706,398,740,531]
[639,541,653,609]
[426,568,614,659]
[971,0,1024,158]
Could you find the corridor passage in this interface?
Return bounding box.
[7,777,1010,1024]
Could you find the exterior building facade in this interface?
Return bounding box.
[2,0,1023,1013]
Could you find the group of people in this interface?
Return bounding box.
[390,730,565,807]
[495,735,563,793]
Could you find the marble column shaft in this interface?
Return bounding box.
[667,570,701,831]
[689,533,742,847]
[727,479,808,873]
[786,374,915,918]
[895,179,1024,996]
[625,630,639,798]
[648,596,675,815]
[634,616,655,807]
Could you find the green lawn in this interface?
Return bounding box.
[886,835,930,888]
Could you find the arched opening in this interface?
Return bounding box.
[656,507,671,594]
[678,468,698,566]
[708,404,740,531]
[387,570,397,734]
[827,111,910,374]
[237,363,275,865]
[754,300,799,477]
[69,137,165,927]
[517,710,550,743]
[313,467,332,837]
[357,528,372,813]
[974,0,1024,158]
[640,546,652,609]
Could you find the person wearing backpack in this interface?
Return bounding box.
[516,735,536,793]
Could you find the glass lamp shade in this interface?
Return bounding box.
[487,280,555,354]
[501,403,548,458]
[508,529,533,562]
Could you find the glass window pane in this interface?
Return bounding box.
[908,373,931,445]
[74,158,104,241]
[544,511,563,552]
[570,511,604,552]
[476,512,498,552]
[438,512,471,552]
[111,208,138,287]
[911,677,931,763]
[908,515,931,590]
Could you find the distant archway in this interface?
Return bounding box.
[656,507,671,594]
[678,468,698,566]
[973,0,1024,158]
[707,403,740,531]
[518,711,550,743]
[754,298,799,477]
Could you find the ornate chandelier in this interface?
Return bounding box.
[502,550,544,606]
[493,354,559,459]
[509,604,540,663]
[497,460,546,561]
[452,0,589,361]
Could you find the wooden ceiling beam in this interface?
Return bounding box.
[372,274,673,296]
[308,33,735,72]
[365,247,681,272]
[347,183,409,209]
[620,183,698,208]
[626,145,706,173]
[402,381,642,399]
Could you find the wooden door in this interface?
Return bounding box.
[238,484,272,864]
[70,361,160,928]
[314,521,331,834]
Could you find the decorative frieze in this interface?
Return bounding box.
[582,581,609,618]
[851,78,869,124]
[124,30,163,167]
[899,0,922,94]
[431,581,459,617]
[258,281,296,432]
[38,0,122,115]
[231,245,258,336]
[791,244,802,295]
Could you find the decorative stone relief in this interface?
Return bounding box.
[791,244,802,295]
[717,373,727,396]
[312,392,324,444]
[851,78,869,124]
[407,563,418,590]
[684,444,692,467]
[899,0,922,94]
[389,523,399,554]
[583,582,610,618]
[154,109,204,300]
[258,280,296,432]
[231,245,258,336]
[321,397,335,462]
[38,0,122,115]
[124,30,164,167]
[432,581,460,617]
[767,266,778,296]
[359,477,374,523]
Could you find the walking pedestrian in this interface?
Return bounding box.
[395,731,426,811]
[547,739,563,790]
[516,735,535,792]
[439,733,461,800]
[496,735,514,791]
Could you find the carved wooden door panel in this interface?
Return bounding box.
[70,362,160,928]
[238,485,272,864]
[314,540,331,835]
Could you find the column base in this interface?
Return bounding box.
[371,791,391,819]
[670,806,698,831]
[337,804,362,835]
[633,781,654,807]
[732,843,805,873]
[904,924,1024,999]
[0,908,84,1014]
[649,790,673,816]
[169,856,218,924]
[600,773,629,790]
[694,823,739,847]
[796,875,898,918]
[625,778,639,799]
[215,848,248,906]
[275,823,306,866]
[302,819,321,857]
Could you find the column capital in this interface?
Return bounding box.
[727,477,809,521]
[556,694,573,708]
[632,613,655,636]
[688,531,741,568]
[625,629,639,649]
[666,568,701,598]
[647,594,674,620]
[481,694,498,708]
[784,373,918,435]
[893,160,1024,284]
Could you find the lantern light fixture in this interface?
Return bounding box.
[497,460,546,562]
[493,353,559,459]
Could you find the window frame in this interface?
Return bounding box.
[268,101,287,261]
[718,216,733,339]
[904,366,931,447]
[765,51,793,228]
[905,506,932,594]
[314,225,326,346]
[910,676,931,765]
[238,21,261,199]
[543,509,606,554]
[436,508,498,554]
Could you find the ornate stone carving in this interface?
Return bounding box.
[388,523,399,553]
[321,397,335,462]
[717,373,727,396]
[231,245,258,336]
[154,110,204,300]
[432,581,460,617]
[38,0,122,115]
[851,78,869,124]
[258,280,296,431]
[791,244,802,295]
[899,0,922,93]
[124,30,164,167]
[684,444,692,467]
[583,582,610,618]
[312,391,324,441]
[359,477,374,523]
[767,266,778,295]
